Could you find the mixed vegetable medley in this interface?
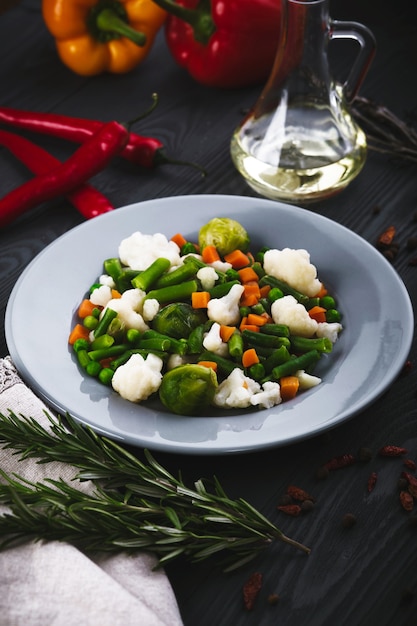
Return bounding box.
[69,217,343,416]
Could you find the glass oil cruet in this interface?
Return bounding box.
[230,0,376,203]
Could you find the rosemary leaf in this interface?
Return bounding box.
[0,410,310,568]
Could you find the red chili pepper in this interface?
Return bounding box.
[150,0,282,88]
[400,490,414,512]
[0,120,129,227]
[0,129,114,219]
[0,106,201,171]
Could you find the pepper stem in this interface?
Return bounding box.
[153,150,208,177]
[94,7,147,46]
[151,0,215,46]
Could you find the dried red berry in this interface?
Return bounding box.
[243,572,263,611]
[400,490,414,512]
[404,459,416,471]
[379,445,408,457]
[277,504,302,516]
[287,485,315,502]
[342,513,357,528]
[324,454,356,470]
[367,471,377,493]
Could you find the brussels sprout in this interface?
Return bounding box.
[159,364,218,416]
[198,217,250,256]
[152,303,206,339]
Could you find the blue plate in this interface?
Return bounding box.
[5,195,414,454]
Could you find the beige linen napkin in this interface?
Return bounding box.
[0,357,184,626]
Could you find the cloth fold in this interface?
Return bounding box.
[0,357,183,626]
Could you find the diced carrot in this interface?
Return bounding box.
[314,284,328,298]
[100,357,113,368]
[247,313,268,326]
[280,375,300,401]
[237,267,259,283]
[198,360,218,372]
[240,294,259,307]
[170,232,188,249]
[239,322,260,333]
[68,323,90,345]
[219,325,236,342]
[111,289,122,299]
[201,245,221,264]
[308,305,327,323]
[224,249,250,269]
[77,298,97,319]
[240,282,261,307]
[259,284,271,298]
[191,291,211,308]
[242,348,260,368]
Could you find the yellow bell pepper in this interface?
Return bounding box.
[42,0,167,76]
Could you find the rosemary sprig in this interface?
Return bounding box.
[0,411,310,570]
[352,96,417,163]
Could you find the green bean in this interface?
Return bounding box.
[242,329,288,349]
[126,328,142,344]
[260,323,290,338]
[90,334,114,351]
[137,337,171,353]
[307,297,320,309]
[260,275,309,306]
[73,338,89,353]
[290,336,333,354]
[250,340,290,358]
[145,280,198,303]
[76,349,90,369]
[88,344,129,361]
[228,331,244,359]
[198,351,241,376]
[110,349,166,370]
[154,261,199,288]
[208,280,240,299]
[248,362,266,381]
[103,258,123,282]
[187,324,205,354]
[93,307,118,338]
[264,345,292,373]
[271,350,321,380]
[131,257,171,291]
[141,330,188,355]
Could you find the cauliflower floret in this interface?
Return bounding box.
[271,295,318,337]
[111,353,163,403]
[207,283,245,325]
[210,259,232,272]
[102,288,149,331]
[118,232,181,271]
[263,248,322,297]
[250,381,282,409]
[90,284,113,307]
[213,368,261,409]
[295,369,322,389]
[98,274,116,288]
[316,322,343,343]
[202,322,229,356]
[197,266,218,290]
[142,298,160,322]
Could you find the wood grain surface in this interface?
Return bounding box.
[0,2,416,625]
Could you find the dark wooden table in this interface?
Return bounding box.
[1,2,416,624]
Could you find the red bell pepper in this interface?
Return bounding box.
[151,0,282,88]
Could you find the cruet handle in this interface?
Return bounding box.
[330,20,377,102]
